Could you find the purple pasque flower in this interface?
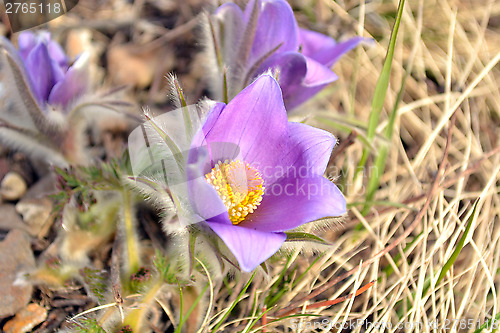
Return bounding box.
[210,0,369,110]
[17,31,89,110]
[188,75,346,271]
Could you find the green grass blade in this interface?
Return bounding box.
[243,306,272,333]
[380,231,424,279]
[290,254,324,290]
[264,255,323,308]
[212,272,255,332]
[121,190,140,275]
[420,200,478,296]
[362,146,388,214]
[175,283,209,333]
[362,8,415,215]
[265,256,294,307]
[176,280,184,331]
[435,199,478,286]
[355,0,406,181]
[473,311,500,333]
[391,201,478,318]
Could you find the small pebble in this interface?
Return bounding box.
[0,172,27,201]
[0,229,35,318]
[3,303,47,333]
[0,204,30,234]
[15,198,54,238]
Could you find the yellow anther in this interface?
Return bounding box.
[205,160,265,224]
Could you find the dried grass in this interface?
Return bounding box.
[211,0,500,331]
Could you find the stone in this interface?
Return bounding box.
[13,174,58,238]
[0,204,31,234]
[15,198,54,238]
[0,172,27,201]
[3,303,47,333]
[0,229,35,318]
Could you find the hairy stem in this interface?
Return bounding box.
[122,190,140,275]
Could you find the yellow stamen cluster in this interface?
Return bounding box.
[205,160,264,224]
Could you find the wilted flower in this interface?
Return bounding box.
[185,75,346,271]
[17,31,89,110]
[207,0,369,109]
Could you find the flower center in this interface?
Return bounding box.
[205,160,264,225]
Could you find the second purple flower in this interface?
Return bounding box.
[207,0,369,109]
[17,31,89,111]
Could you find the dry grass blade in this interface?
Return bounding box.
[278,280,376,317]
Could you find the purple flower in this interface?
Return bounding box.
[188,75,346,271]
[210,0,370,109]
[17,31,89,110]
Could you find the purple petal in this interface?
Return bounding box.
[259,52,337,109]
[47,39,68,67]
[48,53,89,109]
[187,146,231,225]
[298,28,337,63]
[190,102,237,174]
[196,75,289,184]
[207,222,286,271]
[37,31,68,67]
[282,56,338,109]
[192,102,226,149]
[299,28,369,67]
[26,42,55,103]
[50,58,67,83]
[257,52,306,89]
[322,36,371,67]
[302,56,339,86]
[17,31,37,60]
[247,0,299,68]
[279,122,336,176]
[18,32,68,68]
[251,122,335,188]
[240,175,346,232]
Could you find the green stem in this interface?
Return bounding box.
[125,279,164,331]
[122,190,140,275]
